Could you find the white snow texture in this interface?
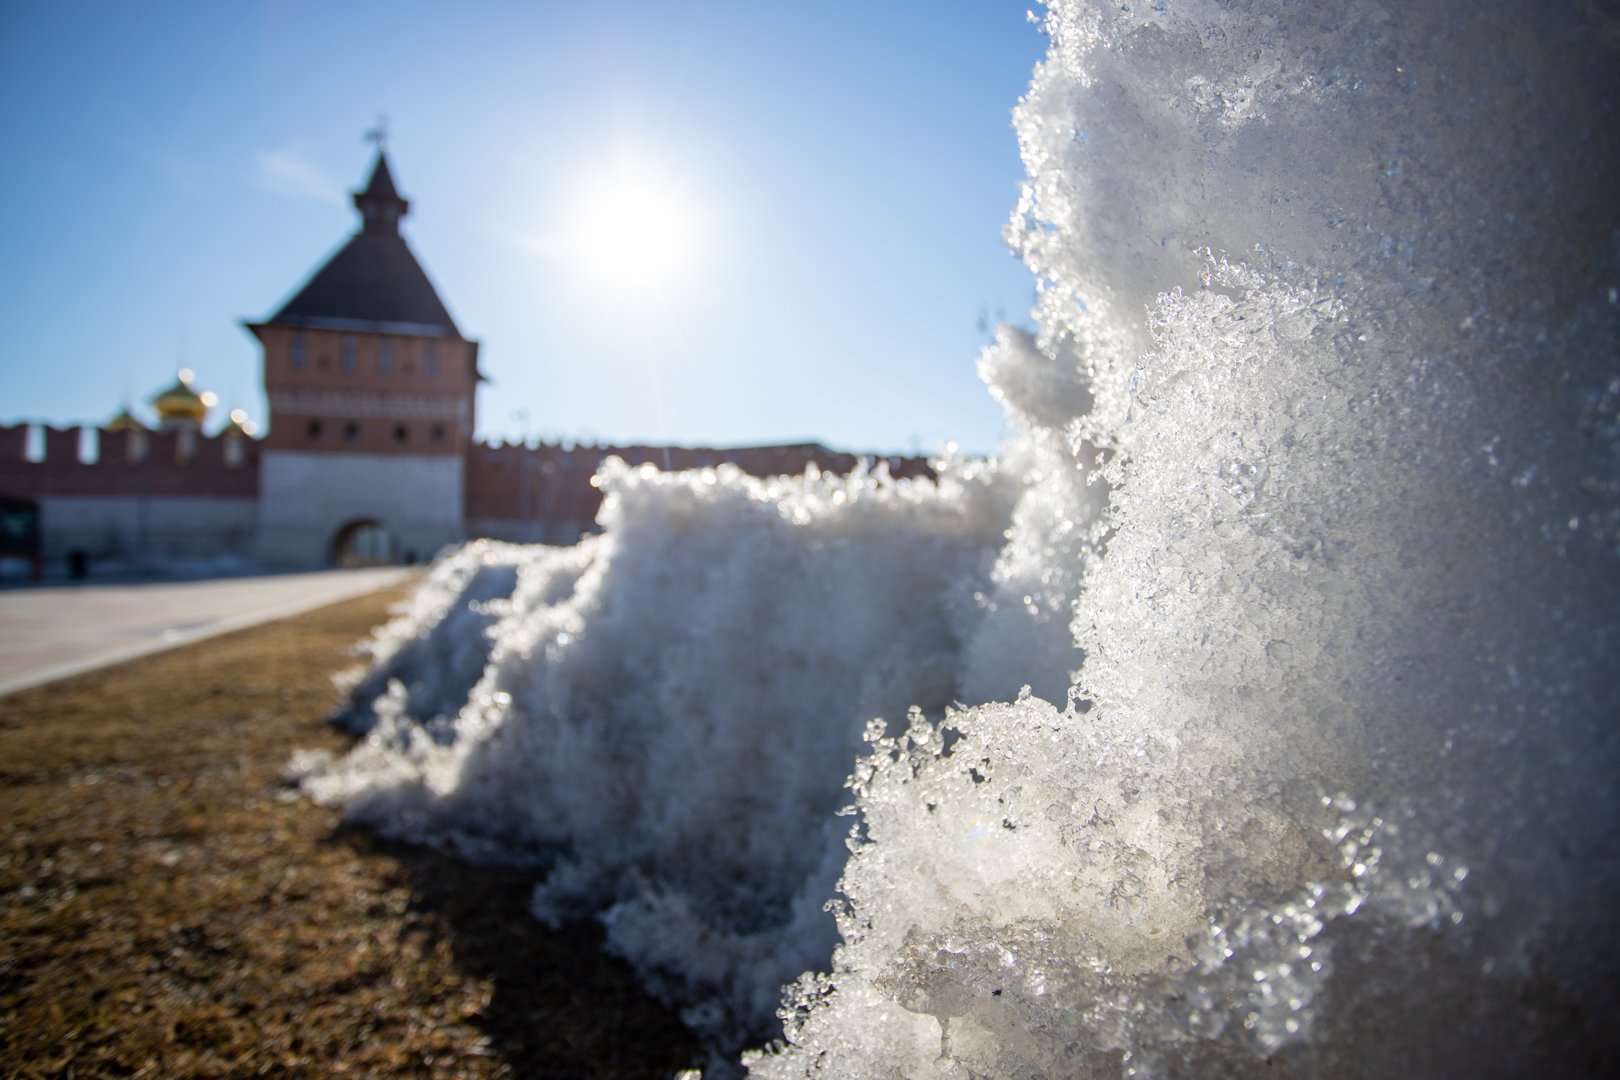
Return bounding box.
[302,2,1620,1075]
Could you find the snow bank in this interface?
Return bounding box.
[304,1,1619,1073]
[299,460,1020,1045]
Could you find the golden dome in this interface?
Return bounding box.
[105,406,147,432]
[150,368,217,425]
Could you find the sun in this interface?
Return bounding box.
[568,169,703,295]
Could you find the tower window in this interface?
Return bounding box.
[290,331,307,370]
[393,423,408,443]
[341,335,357,374]
[425,342,439,378]
[379,339,392,375]
[307,419,324,440]
[430,424,446,444]
[343,421,361,442]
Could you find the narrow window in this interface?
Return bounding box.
[307,419,324,440]
[378,338,393,375]
[425,342,439,378]
[393,423,408,443]
[430,423,446,444]
[290,331,307,370]
[343,421,361,442]
[341,335,357,374]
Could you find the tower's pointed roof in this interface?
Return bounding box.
[355,151,407,220]
[259,149,462,339]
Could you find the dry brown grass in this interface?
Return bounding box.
[0,585,700,1078]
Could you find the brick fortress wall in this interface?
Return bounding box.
[0,424,260,500]
[0,421,936,561]
[0,424,261,564]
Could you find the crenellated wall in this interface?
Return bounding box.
[0,424,260,500]
[0,419,933,567]
[0,424,261,566]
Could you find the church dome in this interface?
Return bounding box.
[150,369,217,428]
[105,406,147,432]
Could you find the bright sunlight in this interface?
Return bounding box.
[568,168,704,295]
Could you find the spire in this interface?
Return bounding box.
[354,123,409,235]
[256,127,465,339]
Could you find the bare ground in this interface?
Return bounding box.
[0,584,701,1078]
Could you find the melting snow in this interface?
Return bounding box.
[299,2,1620,1074]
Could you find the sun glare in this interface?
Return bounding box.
[569,171,702,296]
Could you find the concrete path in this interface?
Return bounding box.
[0,568,415,697]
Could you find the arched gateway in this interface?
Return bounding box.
[331,518,395,567]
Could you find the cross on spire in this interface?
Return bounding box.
[364,115,389,153]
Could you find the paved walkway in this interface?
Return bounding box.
[0,568,415,697]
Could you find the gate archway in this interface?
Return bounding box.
[330,518,396,567]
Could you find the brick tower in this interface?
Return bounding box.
[244,144,480,566]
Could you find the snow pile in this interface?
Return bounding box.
[332,538,535,741]
[299,459,1019,1043]
[752,1,1620,1075]
[305,0,1619,1073]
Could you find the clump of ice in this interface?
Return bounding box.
[963,324,1106,706]
[751,1,1619,1076]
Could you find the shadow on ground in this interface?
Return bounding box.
[328,824,704,1079]
[0,586,702,1079]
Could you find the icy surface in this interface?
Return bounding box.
[751,1,1620,1076]
[304,0,1619,1074]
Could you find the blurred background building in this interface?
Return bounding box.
[0,149,927,577]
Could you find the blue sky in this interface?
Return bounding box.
[0,2,1046,457]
